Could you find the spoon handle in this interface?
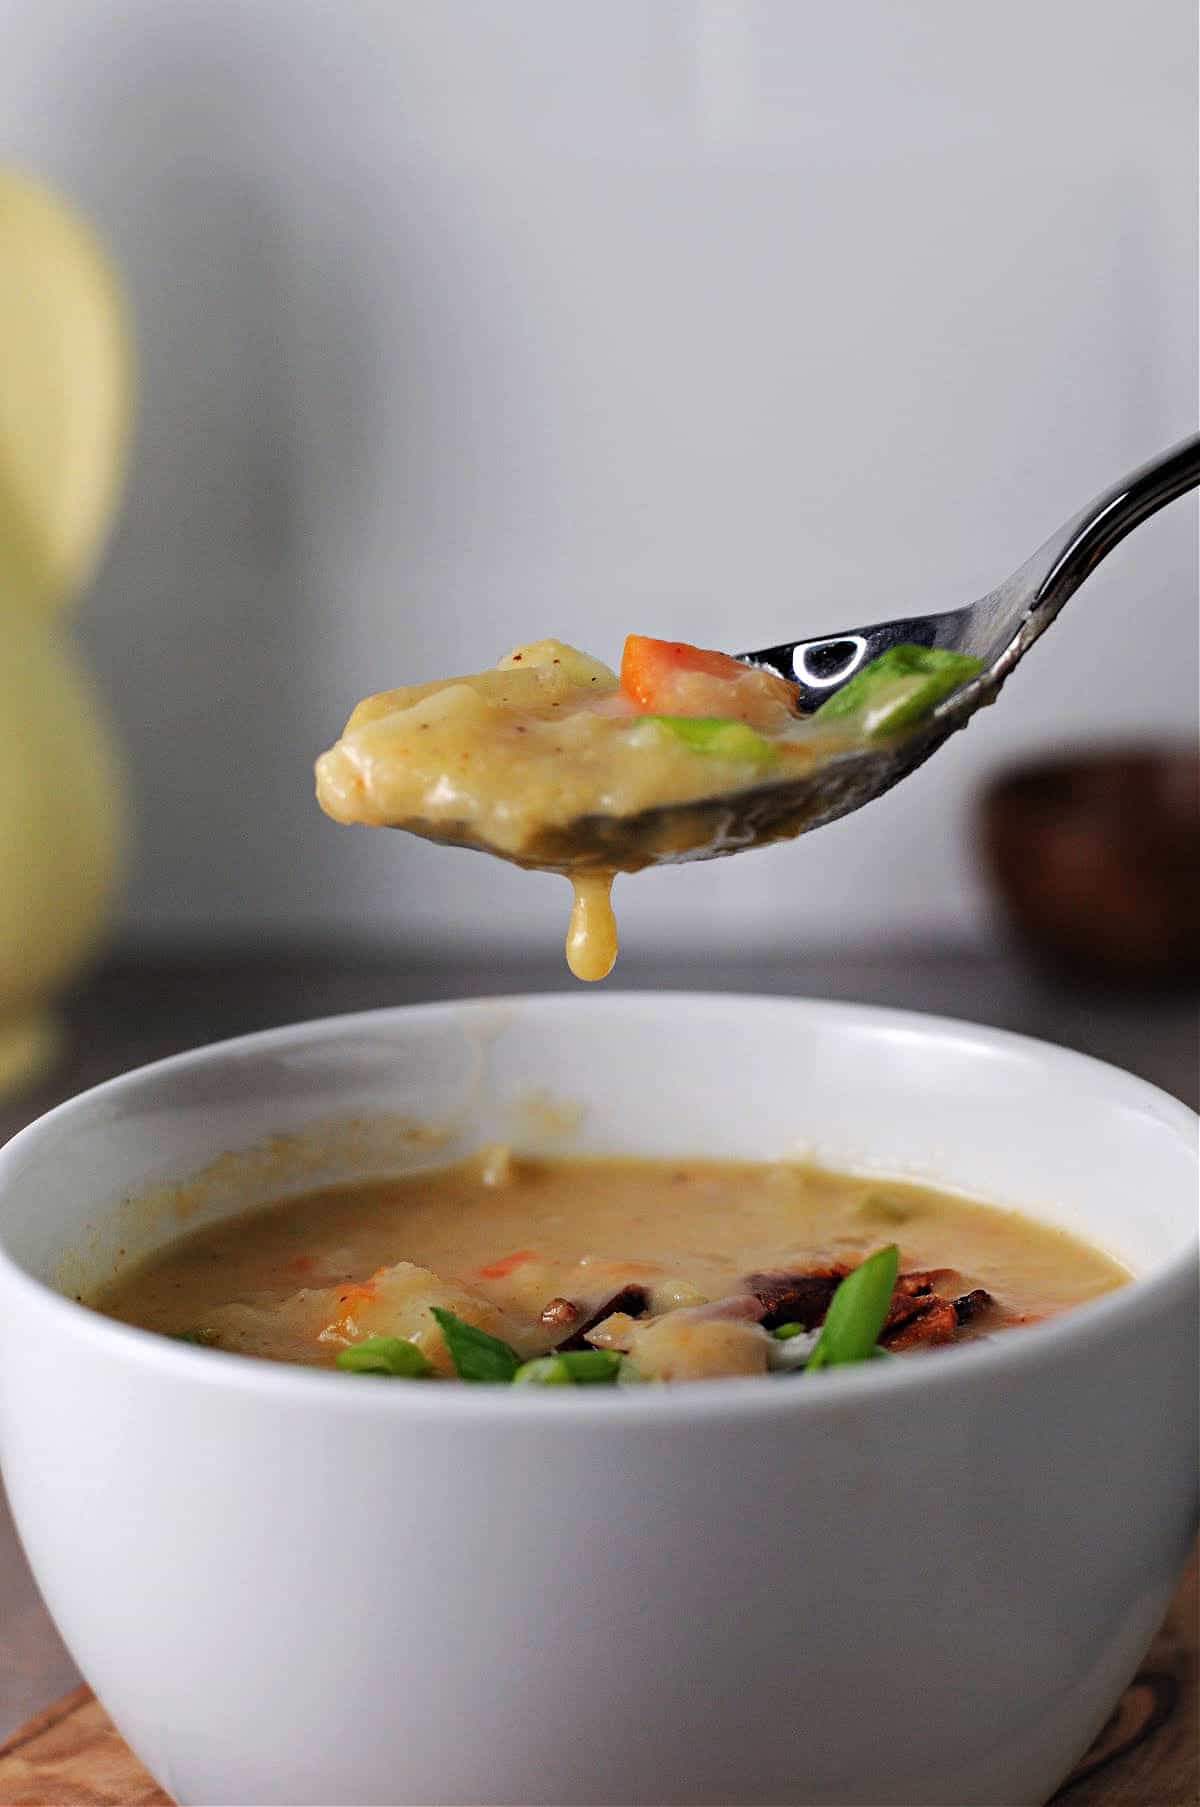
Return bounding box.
[1015,432,1200,619]
[741,433,1200,708]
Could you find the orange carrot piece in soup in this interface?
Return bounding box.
[324,1278,377,1316]
[478,1249,539,1280]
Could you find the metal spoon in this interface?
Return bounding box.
[405,434,1200,873]
[521,432,1200,871]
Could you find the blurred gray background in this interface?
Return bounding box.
[3,0,1196,958]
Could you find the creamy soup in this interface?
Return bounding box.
[315,636,982,980]
[96,1152,1126,1385]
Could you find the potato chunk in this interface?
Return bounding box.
[201,1260,532,1373]
[626,1314,771,1381]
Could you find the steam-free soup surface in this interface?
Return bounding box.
[97,1154,1126,1383]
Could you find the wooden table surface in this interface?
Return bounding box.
[0,945,1195,1798]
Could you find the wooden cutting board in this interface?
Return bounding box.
[0,1552,1194,1807]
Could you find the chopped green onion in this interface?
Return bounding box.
[430,1307,521,1383]
[513,1350,623,1386]
[643,716,778,767]
[550,1349,623,1384]
[773,1322,806,1340]
[813,645,984,737]
[512,1355,573,1386]
[336,1335,432,1378]
[172,1328,217,1347]
[805,1245,900,1372]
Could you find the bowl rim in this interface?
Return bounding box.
[0,991,1194,1429]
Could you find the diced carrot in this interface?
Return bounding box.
[619,635,797,728]
[333,1280,378,1310]
[286,1254,316,1274]
[478,1248,538,1280]
[620,636,749,707]
[319,1277,382,1345]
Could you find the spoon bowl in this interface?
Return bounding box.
[401,731,937,872]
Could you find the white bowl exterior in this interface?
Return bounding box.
[0,996,1196,1807]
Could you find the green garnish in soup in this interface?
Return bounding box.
[336,1335,433,1378]
[430,1308,521,1383]
[514,1350,623,1386]
[805,1244,899,1371]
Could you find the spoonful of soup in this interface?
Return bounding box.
[315,434,1200,980]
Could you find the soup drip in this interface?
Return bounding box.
[565,873,618,982]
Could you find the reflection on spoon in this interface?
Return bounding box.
[566,874,618,982]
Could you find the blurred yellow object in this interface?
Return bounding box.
[0,170,131,614]
[0,170,131,1094]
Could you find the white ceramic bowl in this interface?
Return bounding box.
[0,995,1195,1807]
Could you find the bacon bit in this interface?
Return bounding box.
[953,1287,996,1326]
[744,1267,847,1330]
[558,1284,650,1352]
[539,1297,581,1332]
[882,1278,934,1335]
[884,1297,959,1350]
[952,1288,1026,1333]
[745,1262,1011,1352]
[881,1279,1008,1349]
[478,1249,538,1280]
[891,1270,938,1299]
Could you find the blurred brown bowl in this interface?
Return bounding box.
[978,744,1200,986]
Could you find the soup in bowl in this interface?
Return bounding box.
[94,1151,1126,1386]
[0,994,1195,1806]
